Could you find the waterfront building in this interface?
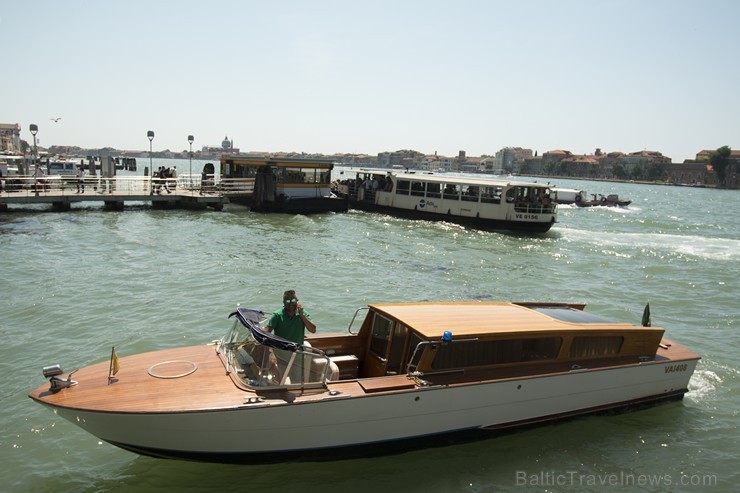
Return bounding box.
[494,147,534,173]
[0,123,21,153]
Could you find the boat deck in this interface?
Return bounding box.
[28,344,365,413]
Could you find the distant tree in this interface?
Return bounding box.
[612,163,627,179]
[646,162,666,181]
[20,140,30,153]
[709,145,731,187]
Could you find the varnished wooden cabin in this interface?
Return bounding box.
[227,302,677,390]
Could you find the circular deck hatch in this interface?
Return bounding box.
[147,360,198,379]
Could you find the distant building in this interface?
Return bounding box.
[494,147,533,172]
[377,149,424,169]
[0,123,21,153]
[202,135,240,155]
[669,149,740,188]
[559,153,601,177]
[460,157,485,173]
[694,149,740,162]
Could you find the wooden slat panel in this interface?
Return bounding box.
[29,345,246,413]
[370,302,660,340]
[358,375,415,393]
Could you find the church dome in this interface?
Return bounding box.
[221,136,232,149]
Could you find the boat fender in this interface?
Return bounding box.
[447,209,451,215]
[575,194,582,203]
[601,197,606,203]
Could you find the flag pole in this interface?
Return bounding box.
[641,303,651,327]
[108,346,119,384]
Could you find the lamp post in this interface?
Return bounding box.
[30,124,39,195]
[147,130,154,195]
[29,123,38,168]
[188,135,194,188]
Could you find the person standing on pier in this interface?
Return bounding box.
[34,166,45,195]
[158,166,171,194]
[76,166,86,193]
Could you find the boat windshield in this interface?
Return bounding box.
[218,307,335,389]
[532,306,615,324]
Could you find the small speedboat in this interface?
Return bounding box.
[575,193,632,207]
[29,301,698,463]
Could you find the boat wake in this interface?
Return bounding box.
[686,369,723,402]
[563,229,740,261]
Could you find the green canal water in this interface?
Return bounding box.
[1,159,737,492]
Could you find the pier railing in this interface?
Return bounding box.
[1,174,255,197]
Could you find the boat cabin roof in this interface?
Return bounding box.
[344,168,550,189]
[369,302,651,339]
[222,154,335,168]
[551,187,585,194]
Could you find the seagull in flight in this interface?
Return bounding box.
[50,117,62,122]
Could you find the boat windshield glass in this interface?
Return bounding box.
[532,306,615,324]
[219,308,335,389]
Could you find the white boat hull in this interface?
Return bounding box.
[46,358,696,460]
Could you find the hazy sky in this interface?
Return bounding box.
[2,0,738,162]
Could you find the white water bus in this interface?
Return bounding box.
[335,169,557,232]
[29,301,698,463]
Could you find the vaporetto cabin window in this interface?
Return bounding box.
[569,336,624,358]
[277,167,306,183]
[461,185,479,202]
[426,182,441,198]
[396,180,410,195]
[443,184,460,200]
[410,181,425,197]
[431,337,562,370]
[480,186,502,204]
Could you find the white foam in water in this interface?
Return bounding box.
[564,229,740,261]
[686,369,723,402]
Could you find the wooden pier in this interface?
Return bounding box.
[0,176,229,212]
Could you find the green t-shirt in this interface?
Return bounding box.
[268,307,311,344]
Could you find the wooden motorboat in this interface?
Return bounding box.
[335,170,557,232]
[29,302,699,463]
